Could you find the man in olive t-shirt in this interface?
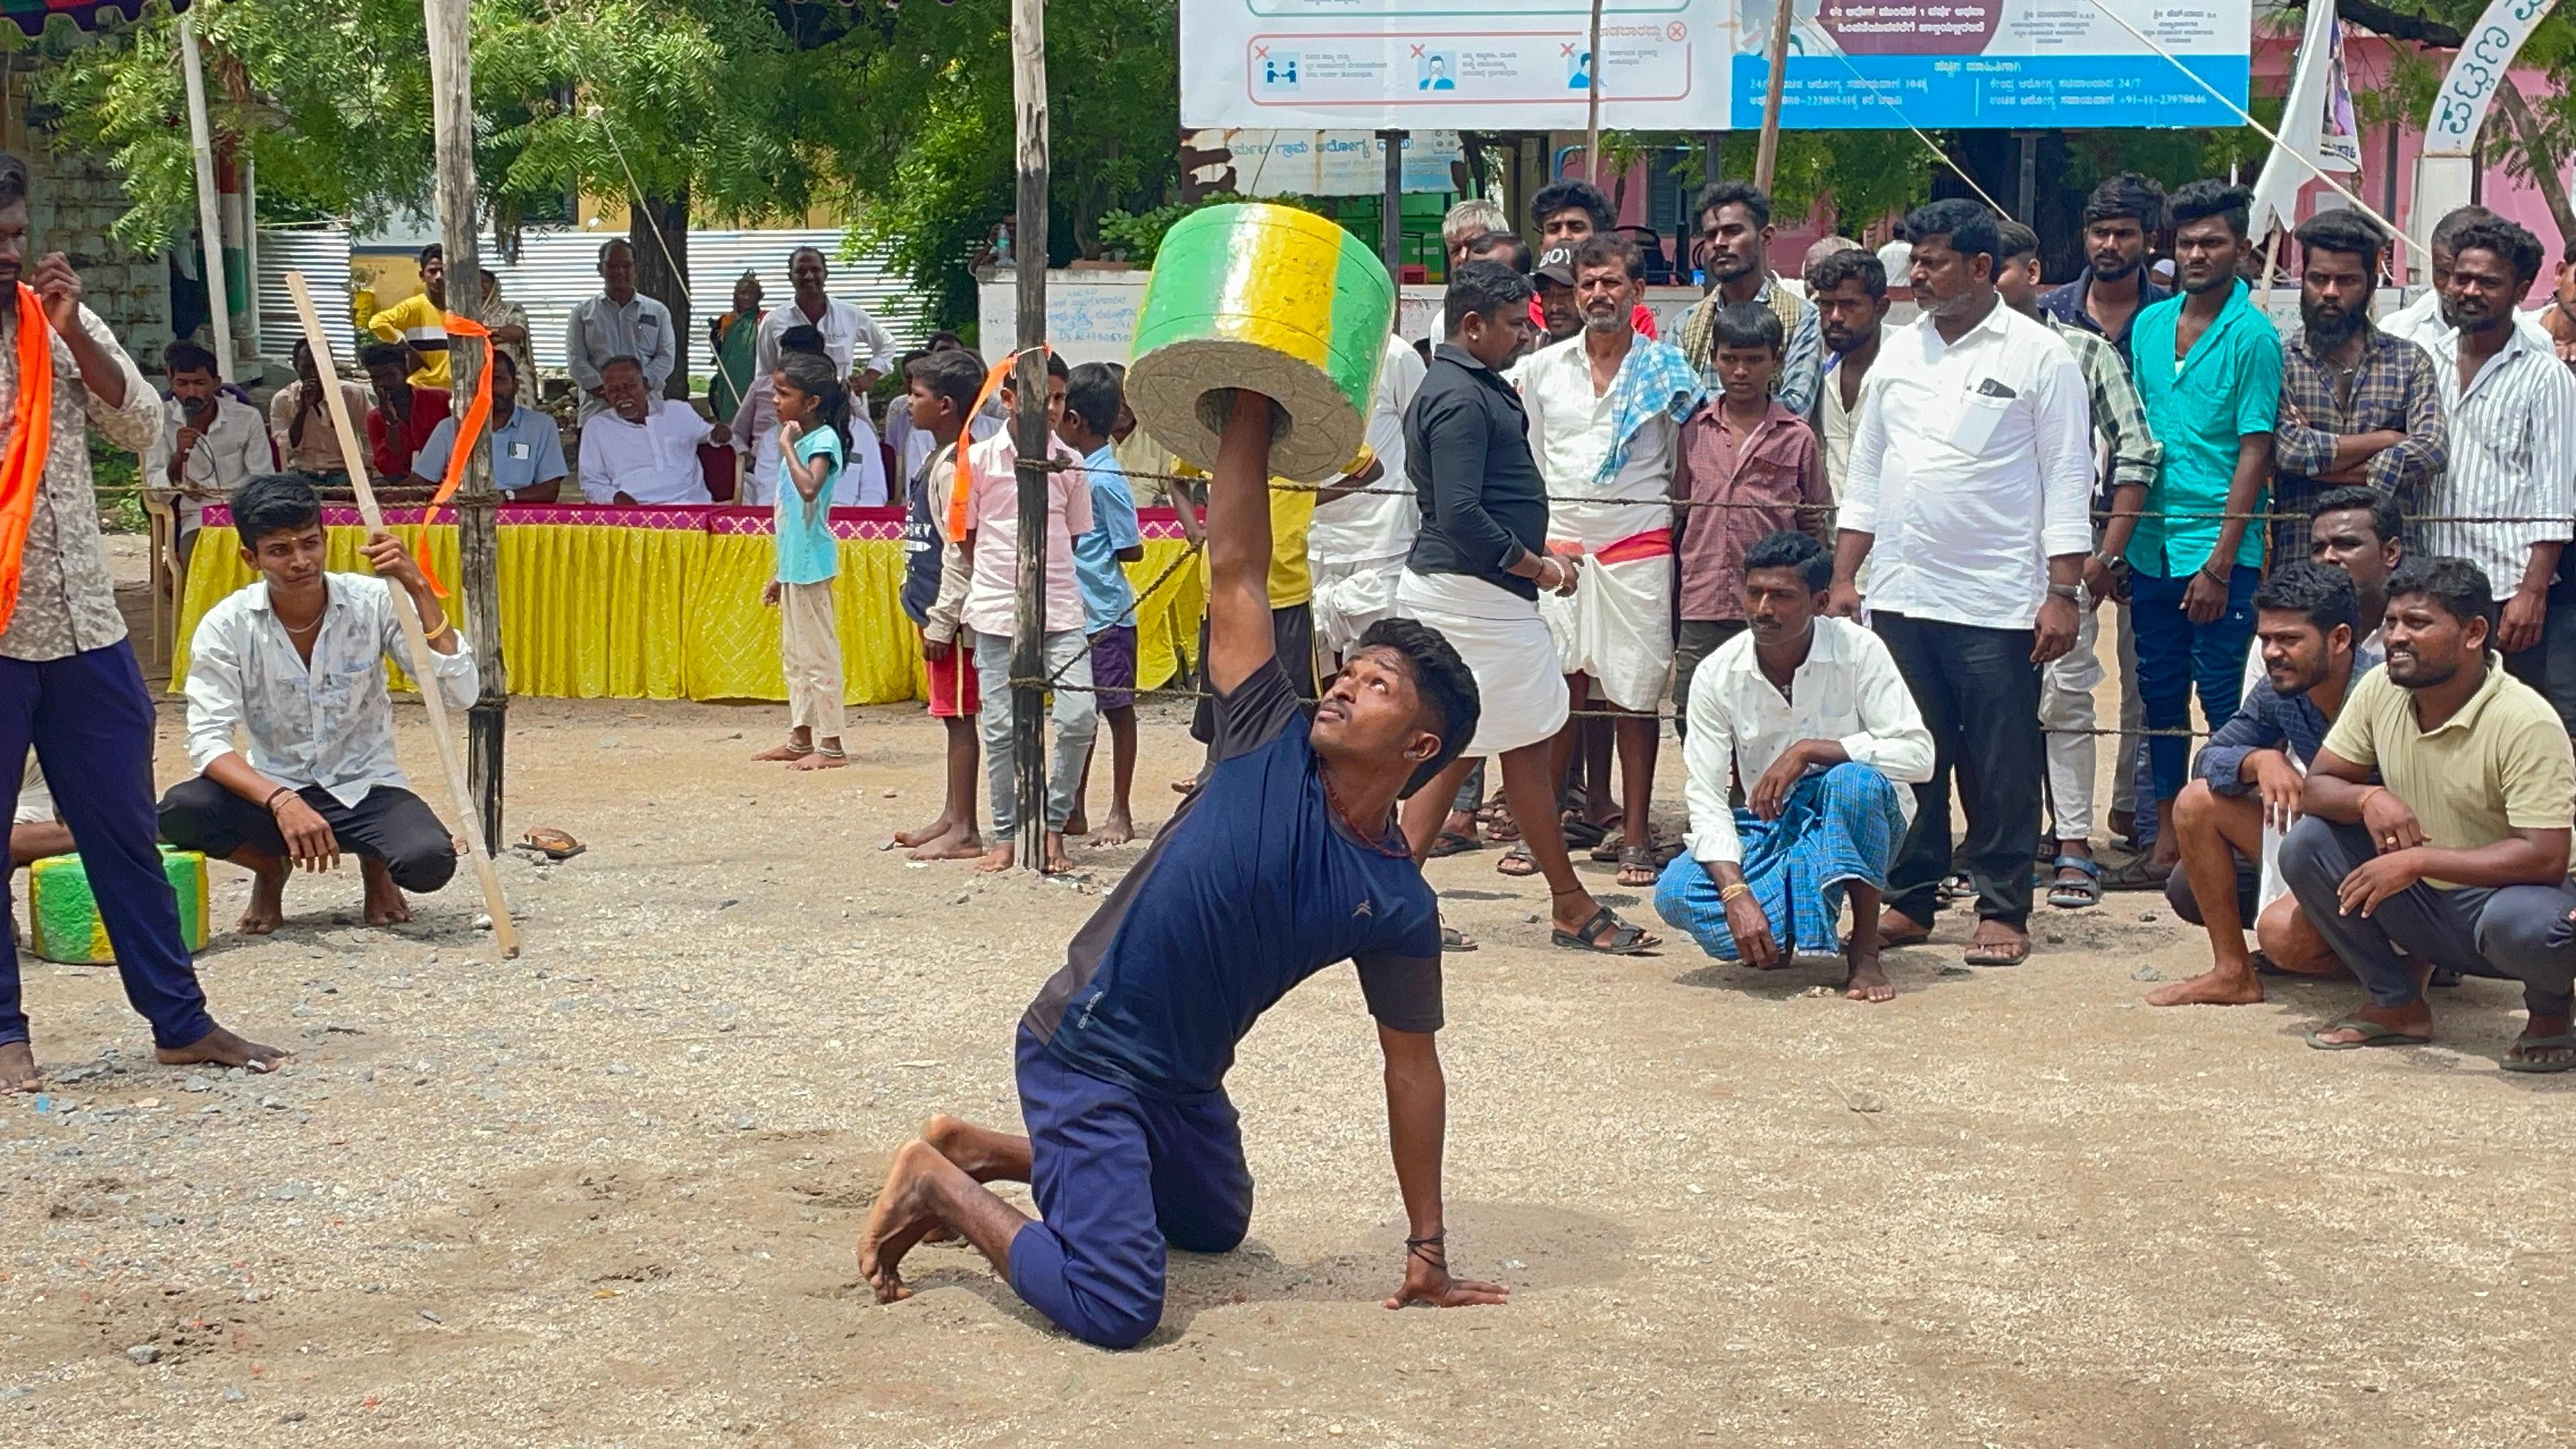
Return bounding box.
[2282,556,2576,1071]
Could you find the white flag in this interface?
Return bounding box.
[2247,4,2361,242]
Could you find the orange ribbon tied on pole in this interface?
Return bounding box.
[0,284,55,634]
[411,310,495,596]
[943,346,1049,543]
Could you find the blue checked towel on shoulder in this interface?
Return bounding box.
[1655,764,1907,960]
[1595,336,1704,484]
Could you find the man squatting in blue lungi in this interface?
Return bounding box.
[858,391,1511,1347]
[1655,531,1936,1001]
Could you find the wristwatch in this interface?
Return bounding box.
[2045,583,2081,601]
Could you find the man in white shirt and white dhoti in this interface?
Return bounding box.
[1831,201,2094,970]
[1309,329,1427,664]
[577,356,729,505]
[1514,233,1701,886]
[756,246,899,394]
[1656,531,1933,1000]
[157,473,479,935]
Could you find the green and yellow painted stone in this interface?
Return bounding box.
[28,848,210,965]
[1126,201,1395,484]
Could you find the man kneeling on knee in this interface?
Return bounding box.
[159,473,476,935]
[1654,532,1932,1001]
[2284,557,2576,1071]
[2150,561,2381,1006]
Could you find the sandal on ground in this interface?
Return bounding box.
[1561,815,1613,851]
[1614,845,1659,888]
[1439,924,1479,953]
[2045,855,2102,909]
[1496,841,1538,877]
[1590,828,1625,864]
[1551,906,1657,955]
[2097,855,2172,892]
[1936,869,1972,904]
[1483,806,1521,842]
[517,827,586,861]
[1961,934,2030,967]
[1429,830,1481,859]
[2306,1019,2431,1050]
[2501,1033,2576,1073]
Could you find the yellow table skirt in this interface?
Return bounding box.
[173,505,1203,707]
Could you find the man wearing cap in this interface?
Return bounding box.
[1530,248,1584,348]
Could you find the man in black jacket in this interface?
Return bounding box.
[1393,261,1658,954]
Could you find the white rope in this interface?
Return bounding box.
[589,105,757,405]
[1791,20,2010,218]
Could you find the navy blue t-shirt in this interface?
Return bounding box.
[1022,657,1443,1099]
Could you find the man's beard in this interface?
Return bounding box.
[2181,266,2234,296]
[2438,296,2498,333]
[2090,252,2138,282]
[1581,305,1626,334]
[2386,648,2457,689]
[2302,297,2365,348]
[1707,252,1756,286]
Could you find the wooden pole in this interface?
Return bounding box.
[1010,0,1051,869]
[1753,0,1795,191]
[1378,129,1404,274]
[1584,0,1606,185]
[424,0,507,857]
[177,14,234,383]
[283,270,521,959]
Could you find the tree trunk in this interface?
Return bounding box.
[2493,80,2576,257]
[629,191,692,400]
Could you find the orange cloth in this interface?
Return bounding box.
[0,285,53,633]
[944,348,1044,542]
[413,311,494,595]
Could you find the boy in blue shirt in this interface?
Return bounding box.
[858,391,1509,1348]
[1058,362,1145,845]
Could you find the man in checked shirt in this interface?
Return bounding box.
[0,151,283,1092]
[2269,211,2447,566]
[1998,221,2163,910]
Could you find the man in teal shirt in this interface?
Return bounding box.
[2119,179,2283,886]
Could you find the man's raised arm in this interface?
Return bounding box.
[1202,391,1279,696]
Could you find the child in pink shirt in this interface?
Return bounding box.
[956,356,1096,875]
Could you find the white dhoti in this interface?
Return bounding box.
[1311,554,1407,659]
[1396,569,1568,757]
[1540,549,1674,713]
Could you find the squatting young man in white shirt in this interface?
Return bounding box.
[158,473,479,936]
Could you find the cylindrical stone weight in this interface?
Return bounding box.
[1124,201,1394,484]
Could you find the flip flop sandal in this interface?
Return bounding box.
[1483,805,1521,842]
[2306,1019,2432,1050]
[517,827,585,861]
[2098,856,2172,892]
[2046,855,2103,909]
[1551,906,1656,955]
[1936,870,1972,904]
[1614,845,1660,887]
[1428,830,1482,859]
[1589,826,1628,864]
[1495,841,1539,877]
[1439,924,1480,953]
[1561,817,1611,850]
[1961,937,2031,967]
[2503,1033,2576,1073]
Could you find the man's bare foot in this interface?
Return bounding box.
[974,842,1015,874]
[1090,811,1136,847]
[892,813,956,849]
[0,1040,39,1093]
[154,1026,288,1074]
[2506,1012,2576,1071]
[1170,775,1198,797]
[750,741,809,763]
[908,826,985,862]
[1041,831,1075,875]
[1843,951,1894,1003]
[857,1138,952,1303]
[2146,965,2265,1007]
[1873,909,1932,950]
[1063,812,1088,838]
[360,860,413,927]
[788,749,846,772]
[238,859,290,935]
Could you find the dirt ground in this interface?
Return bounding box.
[4,551,2571,1446]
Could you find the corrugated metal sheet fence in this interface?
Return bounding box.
[263,225,928,377]
[255,225,358,364]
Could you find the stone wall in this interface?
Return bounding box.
[26,141,174,368]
